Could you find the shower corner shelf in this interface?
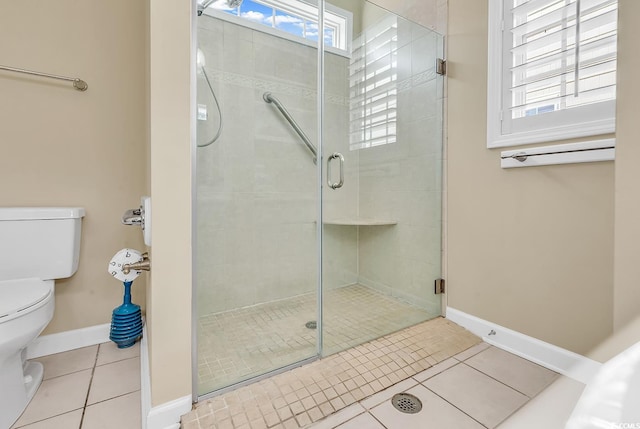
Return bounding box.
[322,218,398,226]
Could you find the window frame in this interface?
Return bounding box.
[201,0,353,58]
[487,0,617,149]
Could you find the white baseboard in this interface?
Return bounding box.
[146,395,192,429]
[141,323,151,429]
[446,307,602,384]
[141,323,192,429]
[26,323,111,359]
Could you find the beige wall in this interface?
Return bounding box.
[0,0,147,334]
[447,0,615,356]
[613,0,640,336]
[148,0,193,407]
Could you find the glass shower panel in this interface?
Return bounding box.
[195,7,320,395]
[322,1,444,356]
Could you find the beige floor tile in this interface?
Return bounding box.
[453,342,490,362]
[82,391,141,429]
[11,409,82,429]
[412,358,458,383]
[34,345,98,380]
[360,377,418,410]
[308,403,366,429]
[335,412,385,429]
[423,364,528,428]
[498,376,585,429]
[371,384,484,429]
[14,369,92,427]
[96,341,140,366]
[87,357,140,405]
[465,347,558,397]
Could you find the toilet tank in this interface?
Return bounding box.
[0,207,85,281]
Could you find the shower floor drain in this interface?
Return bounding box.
[305,321,317,329]
[391,393,422,414]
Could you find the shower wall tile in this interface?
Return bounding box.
[196,15,344,313]
[356,17,444,313]
[196,11,443,315]
[367,0,447,35]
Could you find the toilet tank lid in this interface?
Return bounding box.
[0,207,85,221]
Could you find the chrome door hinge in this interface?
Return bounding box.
[436,58,446,76]
[434,278,445,294]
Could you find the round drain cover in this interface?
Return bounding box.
[391,393,422,414]
[305,321,317,329]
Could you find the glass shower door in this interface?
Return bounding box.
[322,1,445,356]
[195,1,320,395]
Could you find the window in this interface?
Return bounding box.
[349,16,398,150]
[201,0,352,56]
[487,0,618,148]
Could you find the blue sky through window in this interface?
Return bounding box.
[212,0,337,47]
[275,10,304,37]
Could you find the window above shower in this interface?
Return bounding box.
[200,0,353,56]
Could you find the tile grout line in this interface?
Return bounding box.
[420,383,490,429]
[78,344,101,429]
[12,408,86,429]
[460,362,540,399]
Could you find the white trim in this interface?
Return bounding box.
[141,322,192,429]
[489,118,616,149]
[500,138,615,168]
[146,395,192,429]
[486,0,617,149]
[486,0,505,148]
[26,323,110,359]
[446,307,602,384]
[141,323,151,429]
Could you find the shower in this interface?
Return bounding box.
[196,49,222,148]
[194,0,445,398]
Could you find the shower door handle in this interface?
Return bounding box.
[327,152,344,190]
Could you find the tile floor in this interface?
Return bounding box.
[309,343,558,429]
[198,284,436,392]
[10,342,141,429]
[184,317,483,429]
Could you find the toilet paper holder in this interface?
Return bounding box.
[122,252,150,275]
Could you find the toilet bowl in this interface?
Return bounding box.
[0,208,84,429]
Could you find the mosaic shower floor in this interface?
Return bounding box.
[184,317,483,429]
[197,284,437,393]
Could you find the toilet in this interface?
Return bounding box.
[0,207,84,429]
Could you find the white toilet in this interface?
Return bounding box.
[0,207,84,429]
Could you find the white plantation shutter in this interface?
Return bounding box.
[488,0,618,147]
[349,16,398,150]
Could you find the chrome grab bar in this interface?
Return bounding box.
[263,92,317,164]
[0,64,88,91]
[327,152,344,189]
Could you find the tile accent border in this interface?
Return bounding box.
[446,307,602,384]
[26,323,110,359]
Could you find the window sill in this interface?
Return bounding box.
[500,139,615,169]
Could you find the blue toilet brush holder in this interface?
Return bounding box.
[110,281,142,349]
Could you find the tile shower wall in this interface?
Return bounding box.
[356,20,444,313]
[197,5,444,316]
[196,17,358,315]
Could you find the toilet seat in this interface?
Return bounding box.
[0,279,53,322]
